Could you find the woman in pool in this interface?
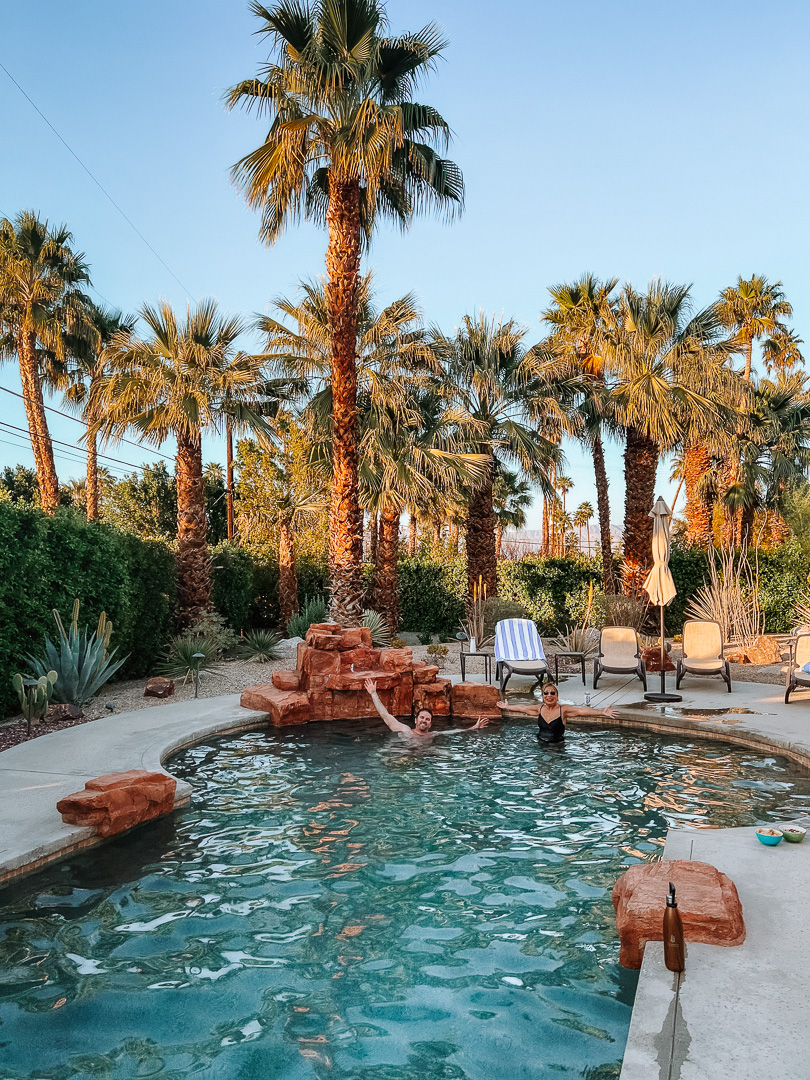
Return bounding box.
[497,682,618,742]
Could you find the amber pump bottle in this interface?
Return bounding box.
[663,882,685,972]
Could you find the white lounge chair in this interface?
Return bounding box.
[676,619,731,692]
[495,619,550,695]
[785,632,810,703]
[593,626,647,690]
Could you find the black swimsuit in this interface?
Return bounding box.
[537,707,565,743]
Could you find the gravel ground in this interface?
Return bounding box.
[0,639,790,754]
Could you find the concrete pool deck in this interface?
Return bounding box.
[2,670,810,1078]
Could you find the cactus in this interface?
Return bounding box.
[13,669,58,734]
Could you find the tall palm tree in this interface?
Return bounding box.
[716,275,792,381]
[762,329,804,376]
[573,500,594,554]
[92,300,274,626]
[0,211,91,510]
[436,313,561,597]
[59,303,136,521]
[607,281,720,583]
[228,0,463,625]
[493,468,532,558]
[536,274,619,590]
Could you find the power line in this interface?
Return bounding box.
[0,385,173,461]
[0,61,197,301]
[0,419,155,473]
[0,428,130,476]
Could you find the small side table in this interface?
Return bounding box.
[552,651,587,685]
[460,650,493,683]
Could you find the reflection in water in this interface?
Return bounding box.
[2,721,810,1079]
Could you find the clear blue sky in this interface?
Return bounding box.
[2,0,809,530]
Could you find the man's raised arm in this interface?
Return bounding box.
[364,679,411,734]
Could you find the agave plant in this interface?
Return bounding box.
[286,595,328,639]
[362,609,392,648]
[26,600,128,706]
[235,629,281,663]
[158,635,223,682]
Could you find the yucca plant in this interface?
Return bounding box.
[158,636,223,683]
[286,595,328,639]
[685,547,763,646]
[26,600,128,706]
[362,609,392,648]
[235,629,281,663]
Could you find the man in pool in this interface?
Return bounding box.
[364,678,490,739]
[497,681,618,742]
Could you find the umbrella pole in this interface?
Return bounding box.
[644,602,682,703]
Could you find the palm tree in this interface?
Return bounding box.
[536,274,619,590]
[0,211,91,510]
[435,313,560,597]
[59,303,136,521]
[92,300,274,626]
[607,281,720,583]
[716,275,792,381]
[228,0,463,626]
[493,468,532,557]
[573,500,594,554]
[762,329,804,376]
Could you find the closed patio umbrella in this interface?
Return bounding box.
[642,497,681,702]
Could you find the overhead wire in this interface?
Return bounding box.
[0,61,197,301]
[0,419,159,474]
[0,385,173,462]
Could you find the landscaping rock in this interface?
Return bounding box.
[45,703,85,723]
[726,650,750,664]
[306,631,343,650]
[380,647,414,672]
[641,646,676,673]
[271,670,300,691]
[612,859,745,968]
[336,627,373,650]
[412,663,440,684]
[144,676,175,699]
[340,646,381,670]
[451,681,501,718]
[56,769,176,837]
[414,678,451,715]
[744,636,783,666]
[240,684,311,725]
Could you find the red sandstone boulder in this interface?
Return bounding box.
[298,646,341,687]
[388,672,413,717]
[411,663,440,684]
[240,684,311,725]
[641,647,675,673]
[57,770,176,837]
[308,690,334,721]
[332,689,379,719]
[612,860,745,968]
[340,646,381,670]
[144,676,175,699]
[272,670,300,691]
[380,647,413,672]
[336,627,373,650]
[306,631,343,650]
[326,669,398,691]
[414,678,451,715]
[309,623,341,633]
[451,681,501,718]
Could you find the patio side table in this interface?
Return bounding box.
[460,650,493,684]
[552,651,587,685]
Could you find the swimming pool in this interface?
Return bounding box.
[3,719,810,1079]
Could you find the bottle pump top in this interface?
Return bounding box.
[666,882,677,908]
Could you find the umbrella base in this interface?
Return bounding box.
[644,692,683,703]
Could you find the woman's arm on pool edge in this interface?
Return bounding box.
[561,705,618,720]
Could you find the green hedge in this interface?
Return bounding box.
[755,541,810,633]
[0,504,175,715]
[398,556,468,638]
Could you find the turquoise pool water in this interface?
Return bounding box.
[3,720,810,1080]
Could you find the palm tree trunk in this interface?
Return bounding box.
[591,430,615,592]
[622,426,658,591]
[225,416,234,542]
[86,425,99,521]
[17,326,59,511]
[496,525,503,559]
[768,509,791,545]
[372,508,400,633]
[176,432,210,627]
[541,495,549,554]
[683,443,714,548]
[465,449,497,597]
[325,178,363,626]
[739,505,755,549]
[432,519,442,553]
[408,512,417,556]
[717,457,736,548]
[744,337,754,381]
[278,518,299,633]
[585,519,590,555]
[369,513,378,564]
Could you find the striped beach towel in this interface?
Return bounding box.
[494,619,546,663]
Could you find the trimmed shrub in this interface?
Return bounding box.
[397,556,467,639]
[0,504,175,715]
[497,556,604,634]
[211,541,255,633]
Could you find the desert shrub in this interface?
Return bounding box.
[287,595,328,639]
[158,635,223,681]
[235,629,281,662]
[185,610,238,653]
[362,609,392,647]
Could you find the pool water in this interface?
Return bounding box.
[3,720,810,1080]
